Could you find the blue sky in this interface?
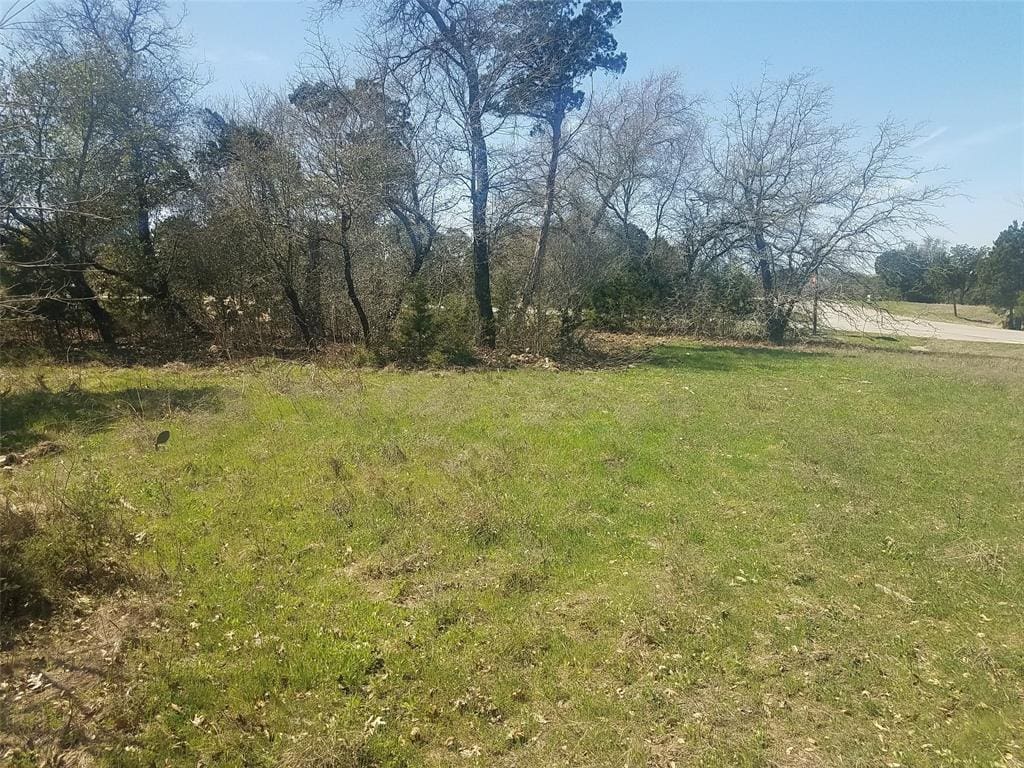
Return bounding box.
[178,0,1024,246]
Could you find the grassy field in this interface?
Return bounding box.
[2,337,1023,767]
[875,301,1003,326]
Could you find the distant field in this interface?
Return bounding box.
[876,300,1002,326]
[2,338,1023,766]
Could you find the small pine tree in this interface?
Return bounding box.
[394,280,436,363]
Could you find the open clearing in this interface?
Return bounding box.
[820,304,1024,345]
[2,338,1023,766]
[874,302,1002,328]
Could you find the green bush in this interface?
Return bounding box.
[431,294,477,365]
[0,479,134,630]
[587,260,666,330]
[707,264,757,316]
[391,280,437,364]
[389,284,476,366]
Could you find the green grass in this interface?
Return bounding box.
[875,300,1002,326]
[2,339,1023,766]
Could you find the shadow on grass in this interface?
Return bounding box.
[949,315,995,326]
[647,343,821,372]
[0,384,222,452]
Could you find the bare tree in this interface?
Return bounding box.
[664,163,748,293]
[291,75,412,346]
[307,35,456,334]
[197,95,328,346]
[538,72,701,334]
[567,72,700,237]
[709,71,948,342]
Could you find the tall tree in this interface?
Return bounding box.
[349,0,514,347]
[290,77,415,346]
[551,72,701,333]
[497,0,625,322]
[1,0,200,340]
[981,220,1024,329]
[46,0,199,325]
[874,239,945,302]
[294,42,449,338]
[197,101,324,346]
[0,47,126,341]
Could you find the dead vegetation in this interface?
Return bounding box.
[0,594,156,766]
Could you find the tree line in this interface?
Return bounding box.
[874,225,1024,327]
[1,0,966,359]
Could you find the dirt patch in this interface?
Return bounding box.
[0,592,156,766]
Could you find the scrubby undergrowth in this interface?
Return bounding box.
[1,480,136,635]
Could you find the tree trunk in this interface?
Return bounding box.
[304,227,324,342]
[66,271,117,344]
[282,279,313,347]
[135,188,209,338]
[156,281,210,339]
[765,308,788,345]
[753,229,785,342]
[385,202,433,331]
[756,257,773,294]
[412,0,493,345]
[136,189,157,265]
[519,115,563,325]
[467,76,495,349]
[340,215,371,346]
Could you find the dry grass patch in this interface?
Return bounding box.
[0,594,157,766]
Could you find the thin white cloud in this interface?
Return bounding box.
[910,125,948,149]
[918,121,1023,163]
